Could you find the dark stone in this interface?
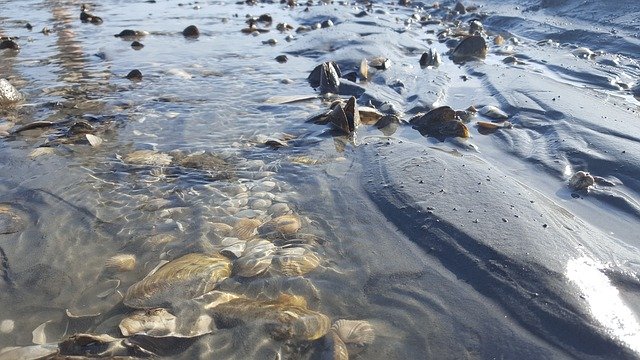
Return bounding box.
[25,23,33,30]
[131,41,144,50]
[275,55,288,63]
[115,29,142,38]
[342,71,357,82]
[257,14,273,23]
[0,40,19,50]
[454,1,466,14]
[320,19,334,28]
[182,25,200,38]
[126,69,143,81]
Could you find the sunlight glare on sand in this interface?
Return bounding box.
[566,257,640,354]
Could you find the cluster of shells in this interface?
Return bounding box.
[0,143,375,359]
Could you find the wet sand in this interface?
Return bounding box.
[1,0,639,359]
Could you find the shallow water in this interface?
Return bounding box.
[1,0,640,359]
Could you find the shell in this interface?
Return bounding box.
[419,48,441,68]
[269,203,291,216]
[358,58,368,80]
[451,35,487,62]
[343,96,360,132]
[234,239,276,277]
[105,254,136,272]
[494,35,504,45]
[369,57,391,70]
[358,106,384,125]
[321,330,349,360]
[220,238,246,259]
[207,222,233,237]
[124,253,231,308]
[410,106,469,139]
[479,105,508,119]
[119,308,177,337]
[0,204,25,234]
[331,320,375,354]
[569,171,595,190]
[232,218,262,239]
[124,150,173,166]
[273,247,320,276]
[476,121,512,130]
[308,62,341,94]
[259,214,302,236]
[209,294,330,341]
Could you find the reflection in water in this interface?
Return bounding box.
[566,257,640,354]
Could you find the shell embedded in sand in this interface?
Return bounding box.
[124,253,231,308]
[410,106,470,139]
[419,48,441,68]
[476,121,512,130]
[234,239,276,277]
[259,214,302,236]
[451,35,487,62]
[358,106,384,125]
[569,171,595,190]
[232,218,262,239]
[0,204,25,234]
[479,105,508,119]
[119,308,177,337]
[124,150,173,166]
[273,247,320,276]
[322,330,349,360]
[359,58,368,80]
[105,254,136,272]
[331,319,375,354]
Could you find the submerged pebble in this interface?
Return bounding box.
[183,25,200,38]
[0,319,14,333]
[0,78,23,105]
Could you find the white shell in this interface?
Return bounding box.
[105,254,136,272]
[479,105,508,119]
[220,237,247,259]
[85,134,103,147]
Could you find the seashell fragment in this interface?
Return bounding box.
[479,105,508,119]
[451,35,487,62]
[234,239,276,277]
[85,133,103,147]
[569,171,594,190]
[332,319,375,354]
[32,321,51,345]
[259,214,302,236]
[105,254,136,272]
[119,308,178,337]
[124,253,231,308]
[321,330,349,360]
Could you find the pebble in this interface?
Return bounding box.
[0,319,15,333]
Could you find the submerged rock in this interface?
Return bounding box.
[80,4,103,24]
[0,39,20,50]
[182,25,200,38]
[126,69,143,81]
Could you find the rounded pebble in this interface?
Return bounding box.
[0,319,15,334]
